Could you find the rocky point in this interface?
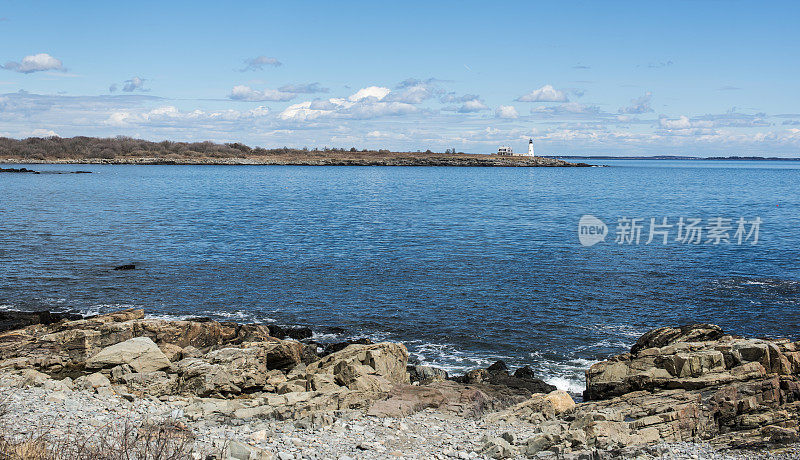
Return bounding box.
[0,311,798,459]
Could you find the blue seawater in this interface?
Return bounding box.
[1,160,798,392]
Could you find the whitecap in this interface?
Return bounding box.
[544,376,586,394]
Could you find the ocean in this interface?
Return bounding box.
[2,159,798,394]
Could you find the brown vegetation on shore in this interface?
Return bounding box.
[0,136,587,167]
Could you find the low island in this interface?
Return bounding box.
[0,136,590,167]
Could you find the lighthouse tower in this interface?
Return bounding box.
[527,138,535,157]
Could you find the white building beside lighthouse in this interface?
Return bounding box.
[495,138,536,156]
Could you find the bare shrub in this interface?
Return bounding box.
[0,417,197,460]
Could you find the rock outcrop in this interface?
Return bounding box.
[479,324,800,458]
[0,310,400,405]
[2,311,798,458]
[577,325,800,450]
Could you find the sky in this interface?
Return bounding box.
[1,0,799,156]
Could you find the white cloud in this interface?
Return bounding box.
[659,111,766,132]
[387,84,432,104]
[2,89,798,156]
[348,100,417,119]
[442,96,489,114]
[228,85,295,102]
[278,82,329,94]
[366,130,409,140]
[516,85,569,102]
[659,115,692,130]
[25,128,59,137]
[279,100,335,122]
[348,86,391,102]
[104,105,271,127]
[458,99,488,113]
[240,56,282,72]
[440,93,481,104]
[123,77,146,92]
[619,92,653,114]
[105,111,132,127]
[279,95,416,122]
[693,109,770,128]
[495,105,519,119]
[387,79,445,104]
[532,102,601,116]
[2,53,65,73]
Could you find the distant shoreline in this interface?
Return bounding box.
[555,155,800,161]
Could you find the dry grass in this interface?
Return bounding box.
[0,417,200,460]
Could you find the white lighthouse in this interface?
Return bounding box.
[527,138,535,157]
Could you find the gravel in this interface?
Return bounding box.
[1,386,797,459]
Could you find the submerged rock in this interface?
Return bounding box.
[0,167,39,173]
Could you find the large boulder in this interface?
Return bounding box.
[264,340,309,370]
[306,342,410,386]
[85,337,171,373]
[203,345,269,391]
[485,390,575,424]
[175,358,240,397]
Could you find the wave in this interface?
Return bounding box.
[544,376,586,394]
[711,276,800,294]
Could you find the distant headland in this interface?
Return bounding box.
[0,136,589,167]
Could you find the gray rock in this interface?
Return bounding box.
[480,437,515,459]
[408,364,449,384]
[85,337,171,373]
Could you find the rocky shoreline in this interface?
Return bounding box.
[3,155,589,167]
[1,310,798,459]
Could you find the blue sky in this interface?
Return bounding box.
[1,1,798,156]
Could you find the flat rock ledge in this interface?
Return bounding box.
[0,312,798,459]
